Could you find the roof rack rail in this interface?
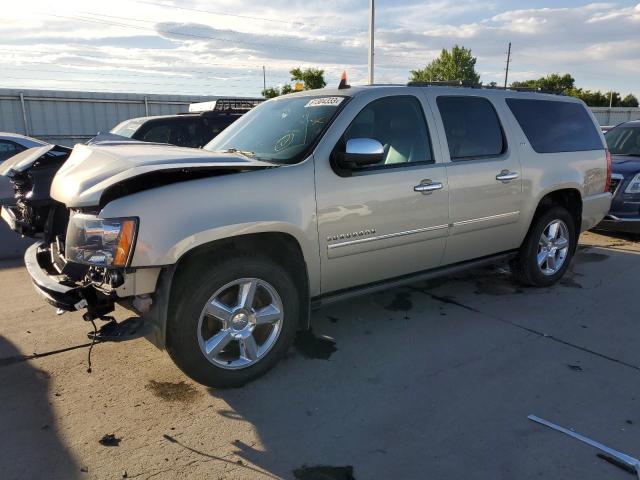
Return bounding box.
[407,80,481,87]
[407,81,562,95]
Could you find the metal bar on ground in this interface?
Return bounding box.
[528,414,640,477]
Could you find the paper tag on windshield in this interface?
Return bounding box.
[304,97,344,108]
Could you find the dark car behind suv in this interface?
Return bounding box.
[109,98,263,148]
[598,120,640,233]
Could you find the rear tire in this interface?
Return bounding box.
[511,206,576,287]
[166,253,299,388]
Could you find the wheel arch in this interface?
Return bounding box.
[171,231,311,328]
[523,188,583,250]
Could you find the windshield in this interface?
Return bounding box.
[110,118,146,138]
[606,126,640,156]
[204,95,346,164]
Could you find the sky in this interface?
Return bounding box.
[1,0,639,97]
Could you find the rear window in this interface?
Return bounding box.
[436,96,505,161]
[111,118,146,138]
[506,99,603,153]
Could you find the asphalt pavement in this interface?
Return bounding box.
[0,231,638,480]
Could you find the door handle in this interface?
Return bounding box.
[414,180,443,194]
[496,170,519,182]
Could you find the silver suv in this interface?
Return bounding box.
[1,85,612,387]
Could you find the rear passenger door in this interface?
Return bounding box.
[426,93,524,264]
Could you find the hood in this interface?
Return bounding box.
[0,144,72,176]
[0,145,54,175]
[612,154,640,176]
[50,143,274,208]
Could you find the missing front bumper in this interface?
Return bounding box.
[24,242,116,320]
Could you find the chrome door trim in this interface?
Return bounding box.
[328,224,449,250]
[452,211,520,227]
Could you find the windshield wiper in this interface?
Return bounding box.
[219,148,257,158]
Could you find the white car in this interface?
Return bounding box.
[0,133,48,203]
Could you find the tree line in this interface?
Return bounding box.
[263,45,638,108]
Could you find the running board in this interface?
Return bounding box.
[311,250,518,309]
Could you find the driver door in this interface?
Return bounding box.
[314,93,450,294]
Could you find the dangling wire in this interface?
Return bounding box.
[87,319,98,373]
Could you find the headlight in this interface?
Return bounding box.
[66,214,137,267]
[625,173,640,194]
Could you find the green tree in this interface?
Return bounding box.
[261,67,326,98]
[261,87,281,99]
[290,67,326,90]
[410,45,480,84]
[281,83,294,95]
[568,89,608,106]
[621,94,639,107]
[511,73,575,93]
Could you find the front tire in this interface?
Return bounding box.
[511,206,576,287]
[166,253,299,388]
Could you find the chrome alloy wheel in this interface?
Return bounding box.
[197,278,283,370]
[537,219,570,276]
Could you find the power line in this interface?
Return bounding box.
[4,65,258,81]
[47,12,367,62]
[0,75,260,89]
[42,11,427,68]
[132,0,361,34]
[85,11,350,47]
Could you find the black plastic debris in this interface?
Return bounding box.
[163,434,178,443]
[294,330,337,360]
[567,364,583,372]
[99,433,121,447]
[87,317,144,342]
[293,465,355,480]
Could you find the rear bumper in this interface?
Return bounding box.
[24,242,86,311]
[595,215,640,234]
[581,192,612,232]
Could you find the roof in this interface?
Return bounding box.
[277,84,582,103]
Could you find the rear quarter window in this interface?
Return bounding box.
[506,98,603,153]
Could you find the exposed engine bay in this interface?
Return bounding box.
[1,141,274,322]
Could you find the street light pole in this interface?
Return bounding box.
[368,0,375,84]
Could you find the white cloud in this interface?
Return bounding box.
[0,0,638,95]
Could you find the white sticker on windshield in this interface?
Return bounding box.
[304,97,344,108]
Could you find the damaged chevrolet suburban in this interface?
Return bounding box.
[1,85,611,387]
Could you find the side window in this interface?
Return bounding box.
[141,123,171,143]
[437,96,505,161]
[343,96,433,168]
[0,141,25,162]
[506,98,603,153]
[169,121,202,148]
[204,117,236,144]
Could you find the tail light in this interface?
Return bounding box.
[604,149,612,193]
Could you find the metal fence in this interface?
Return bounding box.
[591,107,640,126]
[2,89,639,146]
[0,88,247,146]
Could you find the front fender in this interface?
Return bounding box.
[99,160,321,295]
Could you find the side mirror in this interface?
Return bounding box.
[339,138,384,167]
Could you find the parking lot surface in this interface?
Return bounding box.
[0,231,638,480]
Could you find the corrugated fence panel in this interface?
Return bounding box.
[0,88,239,146]
[591,107,640,126]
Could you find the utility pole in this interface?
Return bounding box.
[262,65,266,92]
[368,0,375,84]
[504,42,511,88]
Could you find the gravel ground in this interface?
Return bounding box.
[0,231,638,480]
